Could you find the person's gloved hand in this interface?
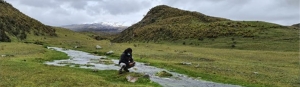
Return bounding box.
[129,62,135,67]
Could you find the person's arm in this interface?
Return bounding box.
[129,54,134,62]
[129,56,135,67]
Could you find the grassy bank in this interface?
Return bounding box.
[73,41,299,87]
[0,42,160,87]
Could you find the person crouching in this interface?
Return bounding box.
[118,48,135,74]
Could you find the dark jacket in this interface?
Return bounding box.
[119,53,133,65]
[119,48,134,67]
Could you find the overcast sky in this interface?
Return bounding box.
[5,0,300,26]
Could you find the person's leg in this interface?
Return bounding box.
[119,63,126,74]
[124,66,129,72]
[124,63,131,72]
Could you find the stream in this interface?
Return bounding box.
[45,47,240,87]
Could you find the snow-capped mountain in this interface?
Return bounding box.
[60,22,128,33]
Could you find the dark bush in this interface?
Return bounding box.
[231,44,235,48]
[34,40,43,45]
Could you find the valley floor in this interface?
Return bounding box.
[94,41,299,87]
[0,39,298,87]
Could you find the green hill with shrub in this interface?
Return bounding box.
[291,23,300,28]
[0,0,56,42]
[112,5,297,44]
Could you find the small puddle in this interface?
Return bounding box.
[45,47,240,87]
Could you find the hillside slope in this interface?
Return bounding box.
[112,5,296,43]
[0,0,56,42]
[291,23,300,28]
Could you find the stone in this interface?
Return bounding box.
[144,63,150,66]
[253,72,259,74]
[96,45,102,49]
[106,50,114,55]
[143,74,150,79]
[126,75,139,83]
[194,64,200,68]
[99,56,107,59]
[92,69,98,72]
[181,62,192,65]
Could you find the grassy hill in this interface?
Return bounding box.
[112,5,298,51]
[292,23,300,28]
[0,0,56,42]
[113,5,296,42]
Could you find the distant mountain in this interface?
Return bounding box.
[291,23,300,28]
[0,0,56,42]
[60,22,127,33]
[112,5,294,43]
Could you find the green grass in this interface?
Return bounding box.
[2,27,299,87]
[82,41,299,87]
[0,60,160,87]
[162,36,298,52]
[0,42,161,87]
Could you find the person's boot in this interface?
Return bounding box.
[124,67,129,72]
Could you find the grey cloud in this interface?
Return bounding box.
[99,0,152,15]
[68,0,88,10]
[19,0,90,10]
[5,0,300,26]
[51,8,70,15]
[82,0,153,16]
[161,0,299,25]
[19,0,60,8]
[279,0,300,8]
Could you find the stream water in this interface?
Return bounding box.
[45,47,240,87]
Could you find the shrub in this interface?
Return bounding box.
[34,40,43,45]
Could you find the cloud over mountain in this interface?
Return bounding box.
[6,0,300,26]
